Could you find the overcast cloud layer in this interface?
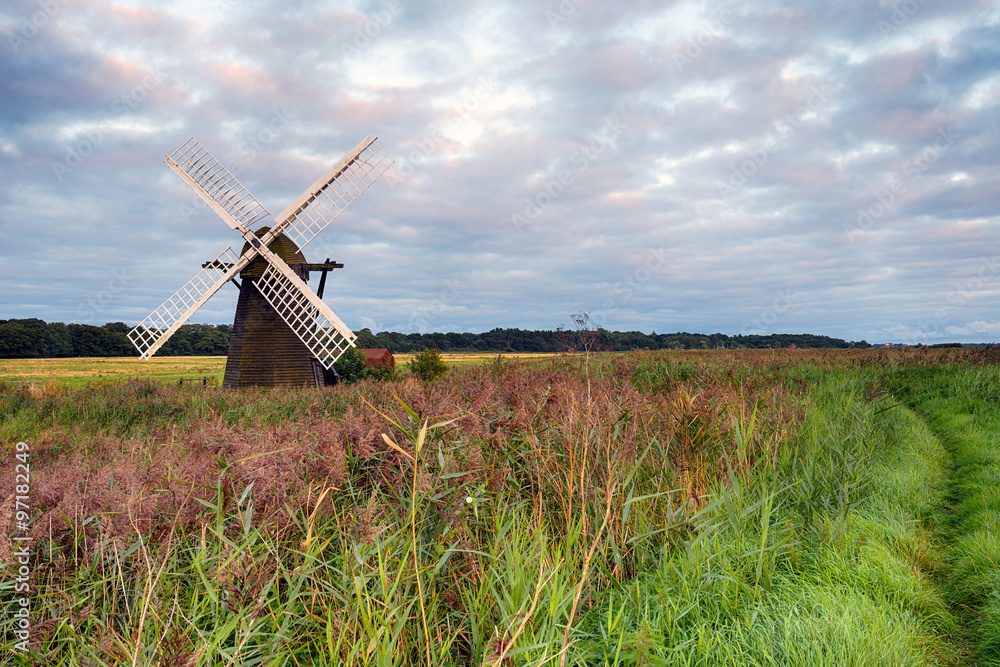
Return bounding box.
[2,0,999,344]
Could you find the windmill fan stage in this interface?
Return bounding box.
[128,137,393,388]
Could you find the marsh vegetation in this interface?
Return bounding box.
[1,347,998,665]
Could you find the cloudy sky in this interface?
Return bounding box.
[2,0,999,344]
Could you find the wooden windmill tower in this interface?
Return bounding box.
[128,136,393,388]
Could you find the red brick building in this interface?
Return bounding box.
[360,348,395,370]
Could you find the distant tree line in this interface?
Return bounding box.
[0,318,869,359]
[353,328,870,353]
[0,319,230,358]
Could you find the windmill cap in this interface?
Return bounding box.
[240,226,307,280]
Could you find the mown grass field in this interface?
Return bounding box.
[0,352,555,388]
[0,357,228,388]
[1,346,998,665]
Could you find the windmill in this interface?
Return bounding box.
[128,136,393,388]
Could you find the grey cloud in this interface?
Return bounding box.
[2,0,1000,343]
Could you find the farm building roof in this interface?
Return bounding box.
[360,348,394,369]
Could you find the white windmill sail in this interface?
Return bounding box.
[253,258,357,369]
[165,138,269,232]
[271,136,394,250]
[128,246,246,359]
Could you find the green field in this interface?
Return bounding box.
[0,352,555,388]
[1,347,998,665]
[0,356,228,387]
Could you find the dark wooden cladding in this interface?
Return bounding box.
[223,281,318,388]
[222,227,325,389]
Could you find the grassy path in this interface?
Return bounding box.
[573,374,968,665]
[887,366,1000,666]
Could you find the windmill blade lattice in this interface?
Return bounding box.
[128,246,245,358]
[254,262,357,369]
[129,135,393,386]
[166,138,270,231]
[273,137,393,250]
